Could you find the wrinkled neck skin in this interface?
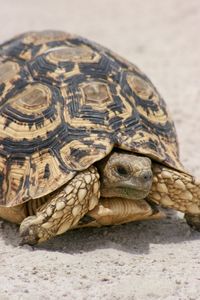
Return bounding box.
[96,151,153,200]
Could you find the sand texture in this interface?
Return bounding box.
[0,0,200,299]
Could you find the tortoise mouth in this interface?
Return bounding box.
[100,186,151,200]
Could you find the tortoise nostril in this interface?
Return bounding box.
[142,171,153,182]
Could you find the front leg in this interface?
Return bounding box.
[148,163,200,231]
[149,163,200,214]
[20,166,100,245]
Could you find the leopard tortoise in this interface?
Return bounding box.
[0,30,199,245]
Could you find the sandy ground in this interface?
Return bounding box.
[0,0,200,299]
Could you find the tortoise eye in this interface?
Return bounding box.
[115,165,129,177]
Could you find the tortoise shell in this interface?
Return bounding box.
[0,30,183,207]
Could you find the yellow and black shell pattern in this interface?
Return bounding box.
[0,30,183,207]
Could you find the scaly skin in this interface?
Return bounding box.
[20,166,100,245]
[148,163,200,228]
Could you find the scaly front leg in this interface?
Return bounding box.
[20,166,100,245]
[148,163,200,230]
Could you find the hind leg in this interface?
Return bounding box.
[20,166,100,245]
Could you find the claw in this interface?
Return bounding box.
[185,214,200,231]
[20,222,39,245]
[19,215,45,245]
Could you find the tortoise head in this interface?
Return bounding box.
[96,151,153,200]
